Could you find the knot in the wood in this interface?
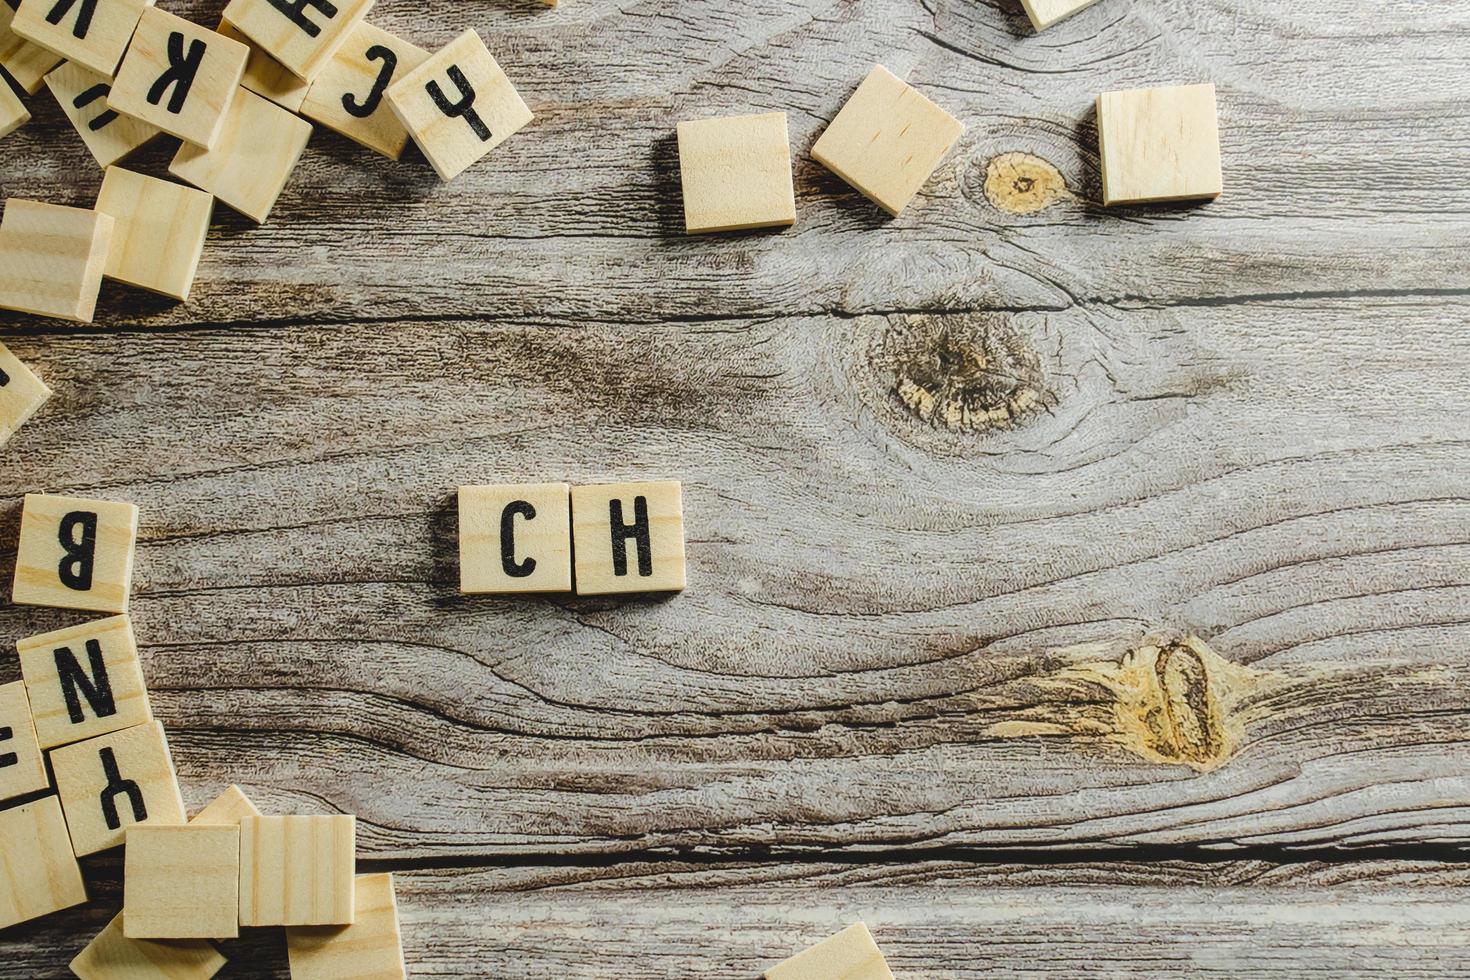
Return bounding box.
[884,313,1046,433]
[984,152,1069,214]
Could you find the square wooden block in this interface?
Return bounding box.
[125,824,241,938]
[170,86,311,224]
[765,922,894,980]
[570,481,685,595]
[219,18,309,112]
[0,680,49,802]
[96,166,213,301]
[1097,82,1222,206]
[10,0,151,77]
[0,198,114,323]
[221,0,373,82]
[677,111,795,234]
[240,814,356,926]
[71,912,226,980]
[811,64,964,216]
[49,720,186,856]
[18,613,151,749]
[1,0,64,93]
[0,76,26,138]
[108,7,249,149]
[286,873,405,979]
[192,783,261,826]
[385,28,532,181]
[12,492,139,613]
[45,62,161,168]
[1021,0,1101,31]
[301,21,427,160]
[459,482,572,594]
[0,340,52,449]
[0,795,87,929]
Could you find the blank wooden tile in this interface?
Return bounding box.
[191,784,261,826]
[677,111,795,234]
[286,873,405,979]
[240,815,356,926]
[1021,0,1101,31]
[49,720,186,856]
[0,198,114,323]
[0,75,26,138]
[218,18,309,112]
[45,62,161,168]
[765,922,894,980]
[0,795,87,929]
[12,492,139,613]
[108,7,248,149]
[811,64,964,217]
[1,0,62,94]
[570,481,685,595]
[301,21,427,160]
[1097,82,1222,206]
[17,613,151,749]
[96,166,213,301]
[384,28,532,181]
[169,86,311,223]
[124,824,240,938]
[221,0,373,82]
[0,680,49,802]
[459,482,572,594]
[10,0,150,76]
[0,340,51,449]
[71,912,226,980]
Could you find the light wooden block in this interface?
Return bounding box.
[459,482,572,594]
[70,912,226,980]
[0,74,26,137]
[570,481,685,595]
[384,29,532,181]
[0,198,114,323]
[1021,0,1101,31]
[0,795,87,929]
[221,0,373,82]
[124,824,240,938]
[765,922,894,980]
[677,111,795,234]
[219,18,309,112]
[108,7,248,149]
[1097,82,1222,206]
[45,62,161,168]
[301,21,427,160]
[286,873,405,979]
[811,64,964,216]
[0,340,51,449]
[17,613,150,749]
[1,0,62,94]
[0,680,48,802]
[95,166,213,301]
[240,814,356,926]
[169,86,311,223]
[10,0,151,76]
[12,492,139,613]
[191,784,261,826]
[49,720,186,856]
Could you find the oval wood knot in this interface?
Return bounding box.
[883,313,1048,433]
[983,152,1070,214]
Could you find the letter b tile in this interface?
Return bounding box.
[12,493,140,614]
[18,614,151,750]
[459,482,571,594]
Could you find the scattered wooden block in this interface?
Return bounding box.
[0,73,26,138]
[49,720,186,856]
[677,111,795,234]
[1097,82,1222,206]
[1,0,62,94]
[95,166,213,301]
[0,340,52,449]
[124,824,241,938]
[221,0,373,82]
[169,86,311,223]
[0,680,49,802]
[70,912,226,980]
[11,492,139,613]
[570,481,686,595]
[811,64,964,217]
[44,62,161,168]
[385,28,532,181]
[0,198,114,322]
[765,922,894,980]
[459,482,572,594]
[301,21,427,160]
[17,613,151,749]
[0,795,87,929]
[108,7,249,149]
[1021,0,1101,31]
[218,18,310,112]
[240,814,356,926]
[191,783,261,826]
[286,873,405,979]
[10,0,150,77]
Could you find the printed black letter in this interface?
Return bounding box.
[500,500,537,578]
[57,510,97,592]
[54,639,117,724]
[342,44,396,118]
[266,0,337,39]
[0,727,15,770]
[147,32,206,114]
[44,0,96,39]
[72,82,119,131]
[426,65,490,141]
[97,746,146,830]
[608,497,653,578]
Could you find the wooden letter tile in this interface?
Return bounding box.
[108,7,249,148]
[570,481,685,595]
[1,0,62,94]
[44,62,161,168]
[191,783,261,826]
[1021,0,1101,31]
[169,86,312,223]
[12,492,139,613]
[811,64,964,216]
[221,0,373,82]
[240,814,356,926]
[286,873,405,979]
[17,613,151,749]
[765,922,894,980]
[0,74,27,138]
[1097,82,1222,206]
[49,720,186,856]
[677,111,795,234]
[71,912,226,980]
[0,340,52,449]
[385,28,532,181]
[301,21,427,160]
[459,482,572,594]
[96,166,213,301]
[0,795,87,929]
[0,680,49,801]
[124,824,240,938]
[219,17,309,112]
[0,198,114,323]
[10,0,150,76]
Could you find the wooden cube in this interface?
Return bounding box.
[570,481,685,595]
[385,29,532,181]
[765,922,894,980]
[218,18,309,112]
[239,814,356,926]
[124,824,241,938]
[286,873,405,979]
[0,340,52,449]
[108,7,249,149]
[221,0,373,82]
[17,613,151,749]
[1,0,62,94]
[12,492,139,613]
[677,111,795,234]
[0,198,114,323]
[191,783,260,826]
[10,0,151,76]
[0,795,87,929]
[1021,0,1101,31]
[0,680,49,802]
[169,86,311,224]
[49,720,186,856]
[44,62,161,168]
[0,74,26,138]
[95,166,213,301]
[301,21,427,160]
[1097,82,1222,206]
[459,482,572,594]
[811,64,964,216]
[70,912,226,980]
